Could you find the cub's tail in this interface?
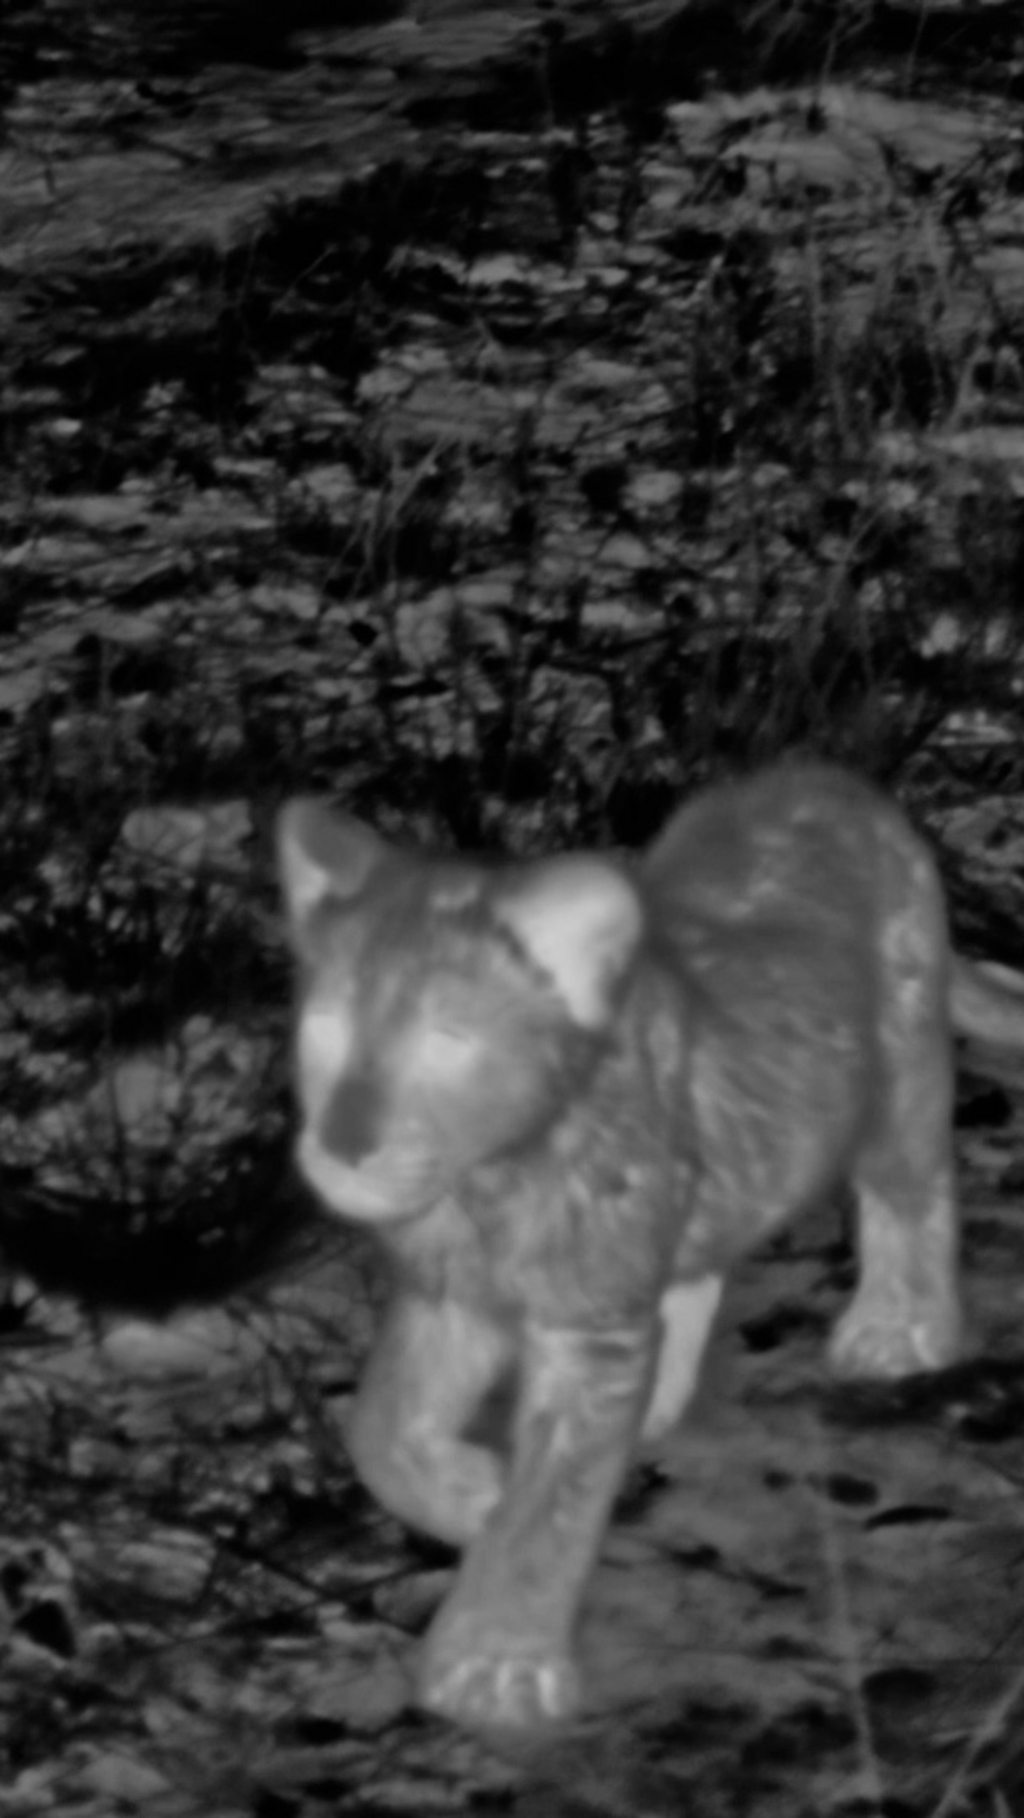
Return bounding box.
[950,955,1024,1046]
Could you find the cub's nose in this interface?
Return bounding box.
[319,1070,383,1164]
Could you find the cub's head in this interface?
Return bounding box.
[278,800,644,1224]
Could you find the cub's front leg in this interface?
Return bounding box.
[347,1289,513,1549]
[419,1321,656,1731]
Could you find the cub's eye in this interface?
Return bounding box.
[299,1004,356,1087]
[407,1025,479,1076]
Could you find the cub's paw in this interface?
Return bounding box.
[419,1640,581,1732]
[829,1305,963,1380]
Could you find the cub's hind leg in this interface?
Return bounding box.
[347,1289,512,1548]
[642,1276,724,1440]
[830,839,965,1379]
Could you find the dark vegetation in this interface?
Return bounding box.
[3,1,1024,1812]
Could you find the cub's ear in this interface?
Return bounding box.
[496,856,643,1028]
[277,799,387,940]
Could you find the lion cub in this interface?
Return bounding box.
[278,762,1024,1734]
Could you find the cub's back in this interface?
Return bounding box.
[636,765,922,1045]
[642,764,890,927]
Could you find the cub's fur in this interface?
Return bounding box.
[278,762,1024,1734]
